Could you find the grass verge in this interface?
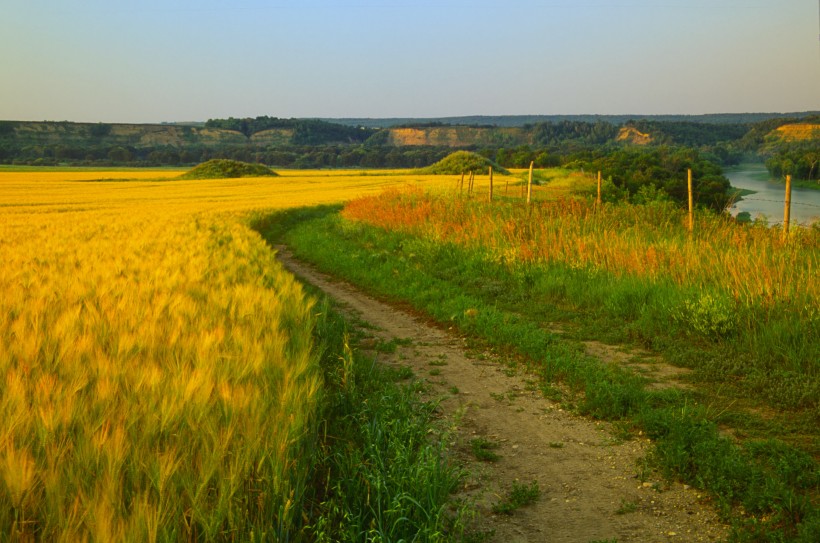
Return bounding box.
[259,205,819,542]
[253,211,466,542]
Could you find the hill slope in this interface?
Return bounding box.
[0,121,247,148]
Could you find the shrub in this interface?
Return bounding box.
[420,151,509,175]
[674,293,736,339]
[179,159,278,179]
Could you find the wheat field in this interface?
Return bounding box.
[0,169,454,541]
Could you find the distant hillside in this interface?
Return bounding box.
[0,121,247,148]
[616,126,652,145]
[770,123,820,142]
[325,112,820,129]
[760,120,820,181]
[203,116,375,144]
[0,117,376,150]
[387,126,533,147]
[2,114,817,172]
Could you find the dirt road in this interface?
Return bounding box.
[277,247,728,543]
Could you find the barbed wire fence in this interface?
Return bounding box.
[733,175,820,227]
[457,168,820,228]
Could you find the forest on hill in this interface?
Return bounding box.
[1,114,817,186]
[323,112,819,129]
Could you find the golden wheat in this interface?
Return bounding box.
[0,168,455,541]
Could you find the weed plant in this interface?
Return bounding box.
[470,438,501,462]
[491,481,541,514]
[305,337,464,542]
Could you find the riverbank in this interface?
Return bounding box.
[724,164,820,225]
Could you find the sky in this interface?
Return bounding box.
[1,0,819,123]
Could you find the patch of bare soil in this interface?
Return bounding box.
[581,341,694,391]
[276,247,729,543]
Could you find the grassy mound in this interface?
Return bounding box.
[421,151,509,175]
[180,159,278,179]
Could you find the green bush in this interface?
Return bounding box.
[421,151,509,175]
[674,293,736,339]
[179,159,278,179]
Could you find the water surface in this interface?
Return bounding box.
[724,164,820,226]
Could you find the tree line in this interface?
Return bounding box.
[0,141,453,169]
[2,117,816,200]
[764,144,820,181]
[203,116,377,144]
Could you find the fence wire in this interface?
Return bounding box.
[740,197,820,209]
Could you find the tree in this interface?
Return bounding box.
[108,146,132,163]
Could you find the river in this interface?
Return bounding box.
[724,164,820,226]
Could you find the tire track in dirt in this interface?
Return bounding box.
[276,246,729,543]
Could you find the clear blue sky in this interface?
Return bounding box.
[2,0,818,122]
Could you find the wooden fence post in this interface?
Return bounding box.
[468,171,475,196]
[783,174,792,239]
[687,168,694,234]
[488,166,494,202]
[597,170,602,207]
[460,172,464,195]
[527,161,534,205]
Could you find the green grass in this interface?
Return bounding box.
[615,500,638,515]
[259,205,820,542]
[306,334,464,542]
[373,336,413,353]
[491,481,541,514]
[252,212,468,542]
[792,178,820,191]
[470,438,502,462]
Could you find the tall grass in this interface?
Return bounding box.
[343,188,817,313]
[279,200,820,541]
[307,342,463,542]
[341,189,819,409]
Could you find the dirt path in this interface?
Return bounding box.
[277,247,729,543]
